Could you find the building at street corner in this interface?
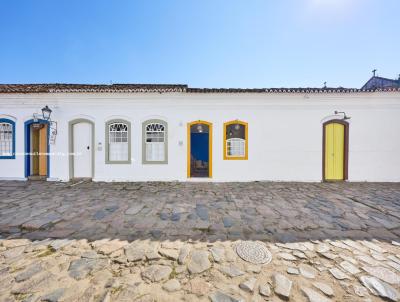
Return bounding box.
[0,75,399,182]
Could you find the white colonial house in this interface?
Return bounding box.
[0,82,399,182]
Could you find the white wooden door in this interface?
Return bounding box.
[73,122,92,178]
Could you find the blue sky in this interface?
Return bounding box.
[0,0,398,88]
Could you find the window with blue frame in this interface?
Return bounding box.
[0,119,15,159]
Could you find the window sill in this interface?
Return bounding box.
[105,161,132,165]
[224,156,248,160]
[142,161,168,165]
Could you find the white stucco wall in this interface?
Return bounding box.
[0,91,399,182]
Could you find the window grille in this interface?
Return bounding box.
[0,122,13,157]
[109,123,129,161]
[227,138,245,157]
[145,123,165,161]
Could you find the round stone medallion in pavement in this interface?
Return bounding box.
[235,241,272,264]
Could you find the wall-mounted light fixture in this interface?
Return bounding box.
[334,110,351,120]
[41,105,52,121]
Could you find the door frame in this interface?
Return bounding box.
[24,119,50,178]
[187,120,212,178]
[69,119,95,179]
[322,119,349,182]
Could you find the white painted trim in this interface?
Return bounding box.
[0,114,17,121]
[0,177,27,181]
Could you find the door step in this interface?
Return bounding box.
[28,176,47,181]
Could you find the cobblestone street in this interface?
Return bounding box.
[1,181,400,301]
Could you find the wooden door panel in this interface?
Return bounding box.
[324,123,334,180]
[73,123,92,178]
[32,129,39,175]
[333,124,344,180]
[325,123,345,181]
[39,125,47,176]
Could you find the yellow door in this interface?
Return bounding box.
[39,125,48,176]
[325,123,345,181]
[32,129,40,175]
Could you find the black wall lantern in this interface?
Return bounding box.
[41,105,52,121]
[334,110,351,120]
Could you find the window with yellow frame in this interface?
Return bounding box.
[223,120,248,160]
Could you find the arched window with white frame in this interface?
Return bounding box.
[223,120,248,160]
[142,119,168,164]
[0,118,15,159]
[105,120,131,164]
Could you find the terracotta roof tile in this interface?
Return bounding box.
[187,87,400,93]
[0,83,399,94]
[0,84,187,93]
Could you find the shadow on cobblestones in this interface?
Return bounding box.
[0,181,399,243]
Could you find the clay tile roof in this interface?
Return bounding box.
[186,87,400,93]
[0,83,399,94]
[0,84,187,93]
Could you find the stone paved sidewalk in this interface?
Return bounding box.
[0,181,400,301]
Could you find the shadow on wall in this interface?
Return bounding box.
[0,181,399,244]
